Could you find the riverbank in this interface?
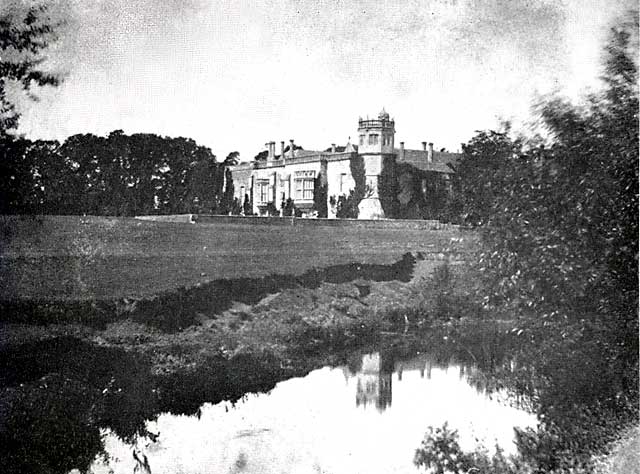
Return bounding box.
[1,252,474,374]
[1,238,637,474]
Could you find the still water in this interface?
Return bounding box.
[87,352,536,474]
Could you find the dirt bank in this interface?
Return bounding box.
[1,253,472,374]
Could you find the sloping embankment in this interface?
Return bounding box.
[0,252,447,330]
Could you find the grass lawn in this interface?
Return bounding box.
[0,215,469,301]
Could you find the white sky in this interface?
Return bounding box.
[9,0,636,161]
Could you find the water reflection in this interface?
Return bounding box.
[354,353,393,411]
[2,316,634,474]
[86,351,535,474]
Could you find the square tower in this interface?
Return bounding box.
[357,109,395,219]
[357,109,395,154]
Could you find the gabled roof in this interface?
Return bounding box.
[288,149,325,159]
[322,142,358,153]
[324,145,348,153]
[395,149,461,173]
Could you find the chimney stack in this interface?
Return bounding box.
[265,142,274,160]
[331,143,336,153]
[400,142,405,160]
[289,139,295,158]
[422,141,427,151]
[280,141,285,161]
[427,142,434,163]
[271,141,276,160]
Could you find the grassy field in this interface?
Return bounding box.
[0,215,471,301]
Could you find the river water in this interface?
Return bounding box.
[4,320,630,474]
[86,351,535,474]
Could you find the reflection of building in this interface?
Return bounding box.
[229,110,460,219]
[395,352,436,381]
[355,353,393,412]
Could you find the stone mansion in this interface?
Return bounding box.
[229,109,461,219]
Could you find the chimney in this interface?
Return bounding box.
[400,142,405,160]
[266,142,275,160]
[280,141,285,161]
[289,139,295,158]
[422,141,427,151]
[428,142,434,163]
[331,143,336,153]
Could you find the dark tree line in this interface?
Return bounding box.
[1,5,241,217]
[0,131,238,216]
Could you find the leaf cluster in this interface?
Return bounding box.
[0,3,61,134]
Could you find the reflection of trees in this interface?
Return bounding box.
[413,317,638,472]
[0,338,285,474]
[0,337,155,474]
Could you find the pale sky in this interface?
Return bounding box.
[8,0,636,161]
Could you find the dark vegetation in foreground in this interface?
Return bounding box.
[414,15,639,474]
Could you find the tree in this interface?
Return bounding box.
[223,151,239,166]
[218,168,235,214]
[456,17,638,322]
[0,3,60,135]
[313,172,328,218]
[453,128,523,226]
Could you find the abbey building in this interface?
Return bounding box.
[229,110,460,219]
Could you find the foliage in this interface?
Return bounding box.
[242,193,252,215]
[348,154,367,205]
[453,128,524,226]
[282,197,298,217]
[454,20,638,322]
[0,3,60,135]
[415,423,517,474]
[313,172,328,218]
[0,137,40,213]
[218,167,235,215]
[394,164,452,220]
[1,130,231,216]
[334,190,359,218]
[414,313,639,474]
[433,18,639,473]
[264,201,278,216]
[378,155,398,216]
[223,151,240,166]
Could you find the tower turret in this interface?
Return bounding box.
[357,108,395,219]
[357,108,395,154]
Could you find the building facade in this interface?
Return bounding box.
[229,110,460,219]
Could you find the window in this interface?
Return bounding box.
[368,134,378,145]
[339,173,348,194]
[294,170,315,200]
[359,135,365,146]
[257,180,270,203]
